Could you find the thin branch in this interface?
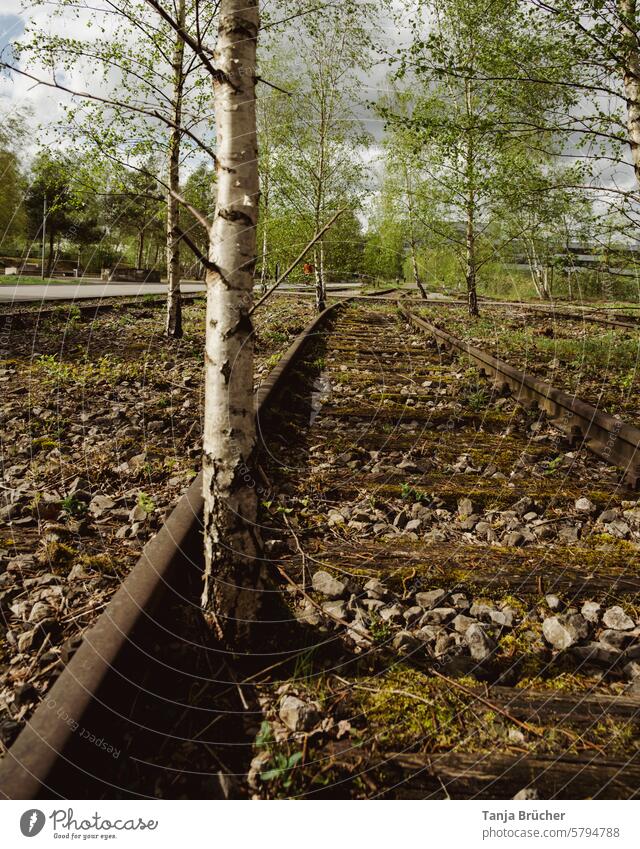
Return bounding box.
[1,62,218,164]
[249,207,346,314]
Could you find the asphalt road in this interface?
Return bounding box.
[0,281,207,303]
[0,280,365,304]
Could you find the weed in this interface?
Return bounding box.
[61,493,87,517]
[255,721,303,792]
[137,492,155,514]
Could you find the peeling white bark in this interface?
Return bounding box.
[201,0,266,643]
[619,0,640,188]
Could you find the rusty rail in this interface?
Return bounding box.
[399,294,640,331]
[403,307,640,488]
[0,299,347,800]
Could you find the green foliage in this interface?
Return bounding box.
[255,720,303,791]
[137,492,155,514]
[61,493,87,517]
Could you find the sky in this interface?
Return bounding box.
[0,0,636,220]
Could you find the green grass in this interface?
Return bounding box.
[0,274,104,286]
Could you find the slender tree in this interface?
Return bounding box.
[200,0,266,643]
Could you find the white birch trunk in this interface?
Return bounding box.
[201,0,266,643]
[403,162,427,299]
[464,80,478,317]
[619,0,640,187]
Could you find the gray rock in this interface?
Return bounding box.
[328,510,346,527]
[361,598,385,613]
[605,520,630,539]
[469,602,494,622]
[545,594,562,612]
[533,524,556,541]
[379,603,404,623]
[500,606,518,627]
[421,607,456,625]
[17,629,36,652]
[28,602,54,624]
[67,563,92,581]
[392,630,421,653]
[347,614,372,648]
[322,600,347,620]
[403,606,423,626]
[128,504,148,523]
[88,495,115,517]
[571,642,620,668]
[624,660,640,681]
[602,606,634,631]
[439,655,480,678]
[575,497,596,514]
[458,497,474,516]
[452,614,477,634]
[581,601,601,623]
[312,570,346,599]
[558,525,580,543]
[415,624,446,643]
[508,728,526,744]
[599,629,631,651]
[464,623,496,660]
[542,614,589,650]
[434,633,456,657]
[623,644,640,661]
[474,521,492,538]
[598,508,620,524]
[416,588,447,609]
[489,609,513,629]
[278,695,320,732]
[504,531,525,547]
[364,578,387,600]
[297,601,322,627]
[513,787,539,800]
[451,592,470,610]
[459,514,479,531]
[511,497,534,517]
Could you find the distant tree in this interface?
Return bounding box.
[104,166,165,270]
[386,0,578,314]
[0,109,28,251]
[25,152,79,275]
[263,3,375,310]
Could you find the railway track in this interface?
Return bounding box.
[405,295,640,331]
[255,303,640,798]
[2,299,640,799]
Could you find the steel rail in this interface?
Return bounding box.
[0,299,348,800]
[402,306,640,488]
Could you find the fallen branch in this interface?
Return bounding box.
[250,208,346,314]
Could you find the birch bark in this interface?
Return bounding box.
[201,0,266,644]
[619,0,640,187]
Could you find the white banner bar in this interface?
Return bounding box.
[0,799,638,849]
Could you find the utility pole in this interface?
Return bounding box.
[41,196,47,279]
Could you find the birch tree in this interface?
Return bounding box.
[264,6,373,310]
[200,0,266,643]
[14,0,217,336]
[386,0,577,314]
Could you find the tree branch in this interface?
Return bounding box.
[249,208,346,314]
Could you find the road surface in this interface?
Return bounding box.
[0,280,364,304]
[0,281,207,304]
